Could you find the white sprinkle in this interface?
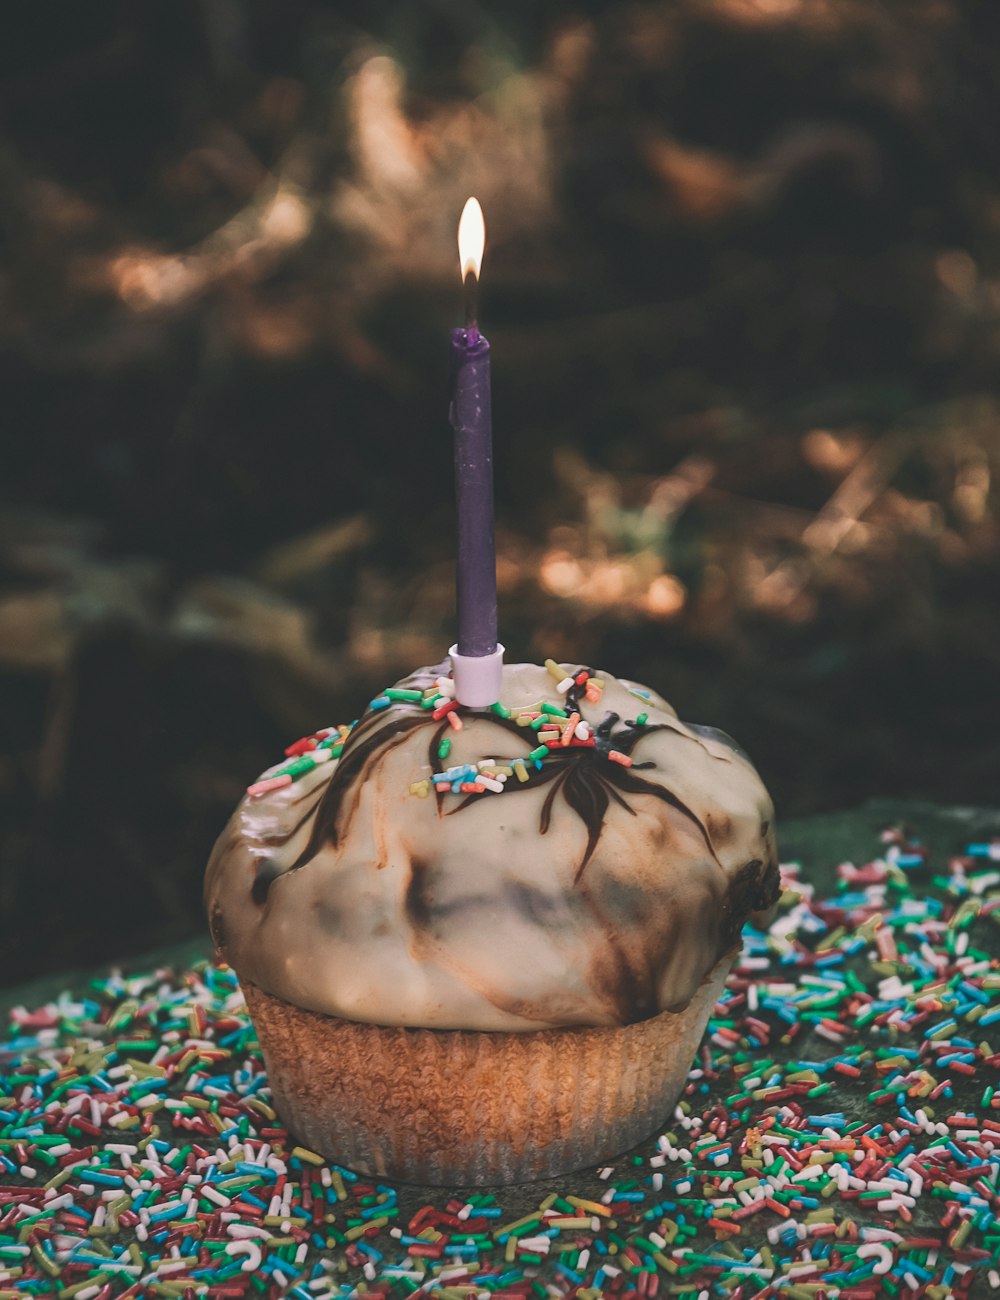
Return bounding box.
[858,1242,894,1274]
[226,1237,262,1268]
[227,1223,271,1240]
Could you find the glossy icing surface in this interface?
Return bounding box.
[205,662,778,1031]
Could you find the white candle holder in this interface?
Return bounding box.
[449,643,505,708]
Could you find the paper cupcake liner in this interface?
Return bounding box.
[241,961,731,1185]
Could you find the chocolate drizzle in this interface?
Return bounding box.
[251,858,282,905]
[437,704,724,881]
[272,665,729,888]
[254,670,733,915]
[718,856,781,954]
[286,711,430,872]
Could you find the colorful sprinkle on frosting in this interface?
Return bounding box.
[5,819,1000,1296]
[245,667,621,804]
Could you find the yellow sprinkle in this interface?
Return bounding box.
[951,1218,972,1248]
[493,1213,541,1237]
[31,1247,61,1279]
[291,1144,325,1166]
[566,1196,611,1217]
[345,1217,387,1241]
[60,1278,111,1299]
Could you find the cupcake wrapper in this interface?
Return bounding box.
[242,961,731,1185]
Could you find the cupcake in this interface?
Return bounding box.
[205,660,778,1184]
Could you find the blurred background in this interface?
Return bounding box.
[2,0,999,989]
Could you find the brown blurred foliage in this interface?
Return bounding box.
[2,0,1000,983]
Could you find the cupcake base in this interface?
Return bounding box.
[242,961,730,1185]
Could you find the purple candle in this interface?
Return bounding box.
[450,198,498,659]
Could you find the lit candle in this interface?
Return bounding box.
[449,197,504,706]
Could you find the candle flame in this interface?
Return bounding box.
[458,197,485,282]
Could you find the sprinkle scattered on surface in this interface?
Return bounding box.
[4,821,1000,1296]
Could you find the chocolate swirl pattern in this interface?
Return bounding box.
[205,662,778,1031]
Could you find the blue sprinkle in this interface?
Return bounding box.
[85,1171,125,1187]
[234,1161,278,1180]
[148,1204,189,1224]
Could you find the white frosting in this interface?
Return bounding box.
[205,662,777,1031]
